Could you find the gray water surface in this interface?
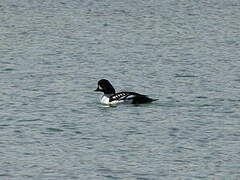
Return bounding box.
[1,0,240,179]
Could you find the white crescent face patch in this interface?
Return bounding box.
[98,85,103,91]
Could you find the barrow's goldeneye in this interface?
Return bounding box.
[94,79,158,105]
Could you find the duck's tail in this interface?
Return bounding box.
[150,98,158,102]
[132,95,158,104]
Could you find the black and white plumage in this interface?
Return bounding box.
[94,79,158,105]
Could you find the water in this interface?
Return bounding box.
[1,0,240,179]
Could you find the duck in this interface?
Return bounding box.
[94,79,157,105]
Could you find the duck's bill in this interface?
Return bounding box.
[94,87,101,92]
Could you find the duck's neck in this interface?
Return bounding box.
[103,93,113,97]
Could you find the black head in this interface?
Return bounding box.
[94,79,116,94]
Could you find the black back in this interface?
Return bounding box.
[109,92,157,104]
